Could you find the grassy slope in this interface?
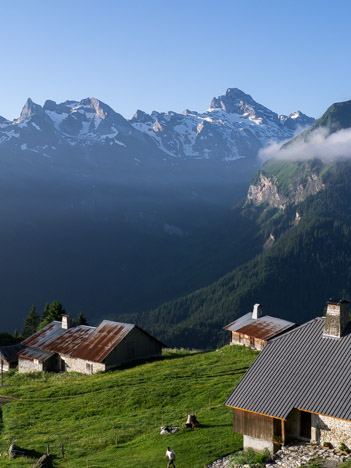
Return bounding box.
[0,346,257,467]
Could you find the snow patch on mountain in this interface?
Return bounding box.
[130,88,315,161]
[0,89,314,162]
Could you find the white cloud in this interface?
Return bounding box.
[259,127,351,163]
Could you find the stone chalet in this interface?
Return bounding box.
[18,315,166,374]
[225,299,351,454]
[0,344,24,371]
[224,304,296,351]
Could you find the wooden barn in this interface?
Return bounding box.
[0,344,24,371]
[225,299,351,453]
[223,303,296,350]
[18,316,166,374]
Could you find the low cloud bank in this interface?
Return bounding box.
[259,128,351,163]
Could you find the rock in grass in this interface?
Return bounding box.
[33,453,54,467]
[9,443,26,458]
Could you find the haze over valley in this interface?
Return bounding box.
[0,89,314,335]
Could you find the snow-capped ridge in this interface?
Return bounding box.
[130,88,315,161]
[0,89,315,162]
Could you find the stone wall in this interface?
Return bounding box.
[18,357,43,373]
[60,355,105,374]
[311,413,351,448]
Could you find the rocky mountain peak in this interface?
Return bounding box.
[18,98,44,123]
[78,97,112,120]
[130,110,153,124]
[209,88,257,113]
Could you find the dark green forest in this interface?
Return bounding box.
[126,161,351,349]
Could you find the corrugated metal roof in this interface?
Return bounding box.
[22,321,66,349]
[224,313,296,340]
[70,320,134,362]
[19,347,55,362]
[225,318,351,421]
[21,320,166,364]
[44,325,95,355]
[0,344,24,362]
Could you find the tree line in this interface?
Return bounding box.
[1,301,88,346]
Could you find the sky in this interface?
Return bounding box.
[2,0,351,121]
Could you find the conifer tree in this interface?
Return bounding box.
[38,301,66,330]
[22,305,40,338]
[77,311,88,326]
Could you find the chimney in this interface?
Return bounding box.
[252,303,263,320]
[323,299,349,338]
[62,314,72,330]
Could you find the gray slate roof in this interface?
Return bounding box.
[225,318,351,421]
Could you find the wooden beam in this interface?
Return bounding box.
[281,419,285,445]
[226,405,286,421]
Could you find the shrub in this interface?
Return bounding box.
[229,447,270,467]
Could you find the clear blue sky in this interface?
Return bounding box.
[2,0,351,120]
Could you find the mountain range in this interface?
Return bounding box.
[0,88,313,161]
[0,88,315,337]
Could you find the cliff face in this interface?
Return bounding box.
[247,173,286,209]
[246,160,326,209]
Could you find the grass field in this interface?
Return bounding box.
[0,345,257,467]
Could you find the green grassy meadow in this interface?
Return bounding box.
[0,345,257,467]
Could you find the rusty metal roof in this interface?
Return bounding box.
[18,347,55,362]
[224,312,296,340]
[44,325,95,355]
[22,321,66,349]
[21,319,166,364]
[0,344,24,363]
[70,320,135,362]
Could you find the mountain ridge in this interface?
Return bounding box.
[0,89,314,164]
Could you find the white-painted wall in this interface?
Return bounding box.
[244,435,273,453]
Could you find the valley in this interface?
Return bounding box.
[0,89,312,336]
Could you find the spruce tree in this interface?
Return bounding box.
[22,305,40,338]
[38,301,66,330]
[77,311,88,325]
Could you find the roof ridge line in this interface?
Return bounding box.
[267,317,324,344]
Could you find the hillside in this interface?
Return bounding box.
[0,346,257,467]
[129,98,351,349]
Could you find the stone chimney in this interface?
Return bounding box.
[252,304,263,320]
[62,314,72,330]
[323,299,349,338]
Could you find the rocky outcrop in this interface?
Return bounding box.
[247,171,324,210]
[247,174,287,209]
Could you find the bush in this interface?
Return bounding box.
[229,447,270,467]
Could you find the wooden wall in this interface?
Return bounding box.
[233,408,276,440]
[231,332,267,351]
